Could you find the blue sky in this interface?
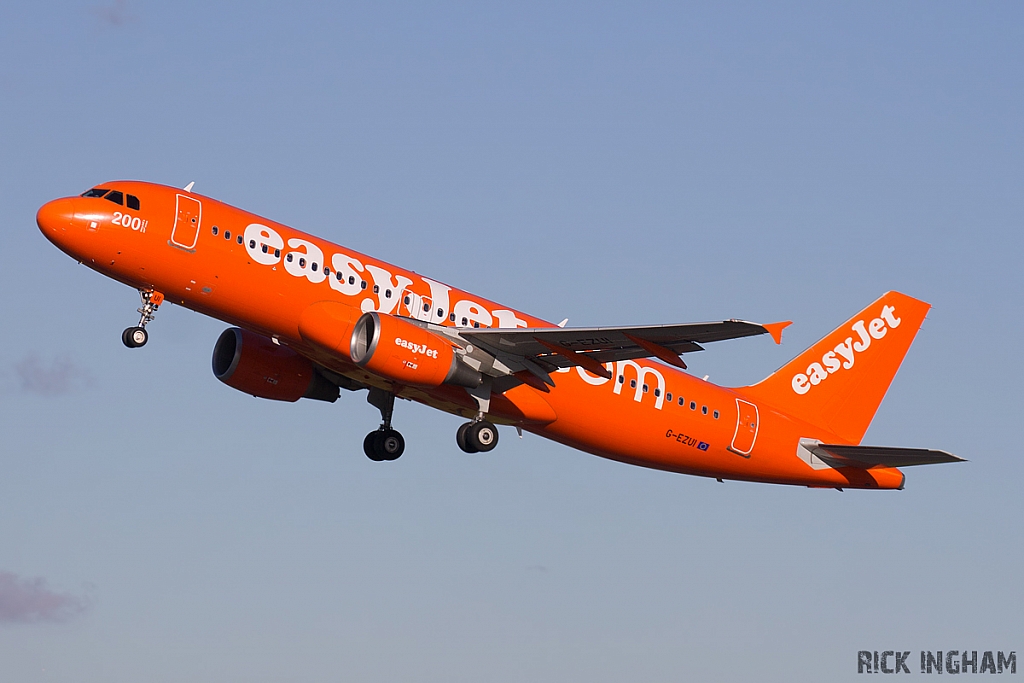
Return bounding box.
[1,2,1022,681]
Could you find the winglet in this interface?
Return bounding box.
[762,321,792,345]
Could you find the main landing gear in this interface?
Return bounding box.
[361,385,500,460]
[364,388,405,462]
[122,290,164,348]
[455,379,499,453]
[456,419,499,453]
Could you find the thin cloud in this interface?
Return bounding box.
[91,0,135,27]
[0,572,89,624]
[14,355,93,396]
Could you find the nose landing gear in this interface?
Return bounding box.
[122,290,164,348]
[364,387,406,461]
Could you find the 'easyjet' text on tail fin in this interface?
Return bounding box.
[738,291,931,444]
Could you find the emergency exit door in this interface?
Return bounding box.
[171,194,202,249]
[729,398,759,457]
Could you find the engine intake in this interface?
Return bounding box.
[212,327,339,402]
[350,312,482,388]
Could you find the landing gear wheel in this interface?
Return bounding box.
[363,431,385,461]
[459,420,498,453]
[364,429,404,461]
[377,429,405,461]
[122,326,148,348]
[456,422,478,453]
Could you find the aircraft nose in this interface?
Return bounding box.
[36,197,76,235]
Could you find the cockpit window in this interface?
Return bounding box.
[126,194,140,210]
[104,190,124,206]
[81,188,109,198]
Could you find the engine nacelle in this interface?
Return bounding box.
[350,312,482,388]
[212,328,339,402]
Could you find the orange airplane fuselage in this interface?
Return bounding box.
[37,180,955,489]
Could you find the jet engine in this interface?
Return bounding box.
[350,312,482,388]
[212,327,339,402]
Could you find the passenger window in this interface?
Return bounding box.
[678,396,684,406]
[336,271,343,281]
[713,410,720,419]
[404,296,411,305]
[618,375,624,384]
[212,226,219,236]
[104,190,124,205]
[360,280,367,289]
[299,258,306,268]
[349,276,355,285]
[225,230,231,240]
[461,317,468,326]
[702,405,708,415]
[286,253,293,262]
[385,289,391,298]
[126,194,140,210]
[630,379,637,388]
[690,401,696,410]
[236,235,242,244]
[666,392,672,402]
[311,262,318,271]
[250,240,257,249]
[450,313,456,322]
[261,244,268,253]
[373,285,380,293]
[473,321,480,328]
[81,188,109,198]
[274,249,280,258]
[437,308,443,317]
[654,388,661,397]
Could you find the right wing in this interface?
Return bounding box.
[457,319,790,385]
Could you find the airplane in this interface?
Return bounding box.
[36,180,962,489]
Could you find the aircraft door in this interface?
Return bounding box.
[171,194,202,249]
[729,398,759,457]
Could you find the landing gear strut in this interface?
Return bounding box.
[122,290,163,348]
[364,387,405,461]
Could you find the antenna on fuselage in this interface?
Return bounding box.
[183,181,195,192]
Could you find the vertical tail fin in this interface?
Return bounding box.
[738,291,931,444]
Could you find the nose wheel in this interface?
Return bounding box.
[456,420,499,453]
[122,290,163,348]
[121,326,149,348]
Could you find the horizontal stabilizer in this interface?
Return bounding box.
[810,443,965,469]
